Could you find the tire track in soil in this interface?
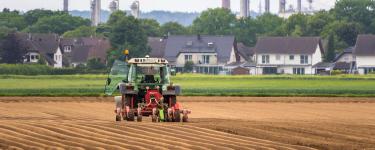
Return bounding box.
[87,123,228,150]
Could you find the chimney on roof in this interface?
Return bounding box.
[197,34,201,41]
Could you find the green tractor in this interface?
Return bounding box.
[105,55,190,122]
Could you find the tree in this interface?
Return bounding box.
[255,13,285,36]
[139,19,161,37]
[25,14,90,35]
[24,9,66,25]
[184,61,194,73]
[192,8,236,35]
[291,25,303,37]
[234,17,259,46]
[160,22,187,35]
[107,11,149,59]
[0,10,27,31]
[0,33,26,64]
[283,13,309,36]
[333,0,375,33]
[63,26,98,38]
[87,58,106,70]
[325,33,336,62]
[306,10,334,36]
[335,22,363,46]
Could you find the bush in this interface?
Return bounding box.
[0,64,107,75]
[331,70,344,75]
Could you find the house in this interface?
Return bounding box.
[17,33,63,68]
[15,33,110,68]
[148,35,245,74]
[253,37,324,75]
[332,47,356,73]
[354,34,375,74]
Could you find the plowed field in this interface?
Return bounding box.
[0,97,374,150]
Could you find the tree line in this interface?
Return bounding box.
[1,0,375,65]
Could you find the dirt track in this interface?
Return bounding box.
[0,97,375,150]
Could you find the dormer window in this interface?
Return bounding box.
[64,46,72,53]
[186,41,193,46]
[208,42,214,47]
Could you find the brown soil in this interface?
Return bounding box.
[0,97,374,150]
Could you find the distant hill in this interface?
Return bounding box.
[69,10,260,26]
[69,10,199,26]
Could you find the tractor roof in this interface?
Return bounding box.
[128,57,169,64]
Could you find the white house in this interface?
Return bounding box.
[253,37,324,75]
[148,35,245,74]
[354,35,375,74]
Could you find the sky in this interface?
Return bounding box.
[0,0,335,13]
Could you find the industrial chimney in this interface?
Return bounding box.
[265,0,270,13]
[279,0,286,13]
[297,0,302,13]
[240,0,250,18]
[63,0,68,12]
[222,0,231,10]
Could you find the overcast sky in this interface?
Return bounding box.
[0,0,335,13]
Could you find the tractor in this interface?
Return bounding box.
[105,53,190,122]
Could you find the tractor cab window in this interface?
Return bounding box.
[137,65,163,84]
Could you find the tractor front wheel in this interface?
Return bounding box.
[127,110,135,121]
[173,111,181,122]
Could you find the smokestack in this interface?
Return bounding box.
[91,0,101,26]
[279,0,286,13]
[297,0,302,13]
[131,1,140,19]
[265,0,270,13]
[240,0,250,18]
[222,0,231,10]
[63,0,68,12]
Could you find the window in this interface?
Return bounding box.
[293,68,305,75]
[202,55,210,64]
[276,55,281,61]
[184,55,192,62]
[64,46,72,53]
[262,55,270,64]
[300,55,308,64]
[35,55,39,60]
[364,68,375,74]
[31,55,35,60]
[289,55,294,60]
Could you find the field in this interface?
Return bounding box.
[1,74,375,96]
[0,97,375,150]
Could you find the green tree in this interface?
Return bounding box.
[335,22,363,46]
[184,61,194,73]
[0,33,25,63]
[0,10,27,31]
[325,33,336,62]
[192,8,236,35]
[107,11,149,59]
[63,26,98,38]
[26,14,90,35]
[255,13,285,36]
[306,10,334,36]
[234,17,259,46]
[139,19,161,37]
[23,9,66,25]
[283,13,309,36]
[333,0,375,32]
[160,22,187,35]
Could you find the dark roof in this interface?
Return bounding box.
[237,43,254,60]
[254,37,323,54]
[354,34,375,56]
[312,62,334,68]
[164,35,235,63]
[71,46,91,63]
[334,47,354,62]
[334,62,351,70]
[148,37,167,58]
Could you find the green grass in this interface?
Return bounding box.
[1,74,375,97]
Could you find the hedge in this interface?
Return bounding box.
[0,64,107,75]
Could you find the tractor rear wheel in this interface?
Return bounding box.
[127,110,135,121]
[173,111,181,122]
[137,115,142,122]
